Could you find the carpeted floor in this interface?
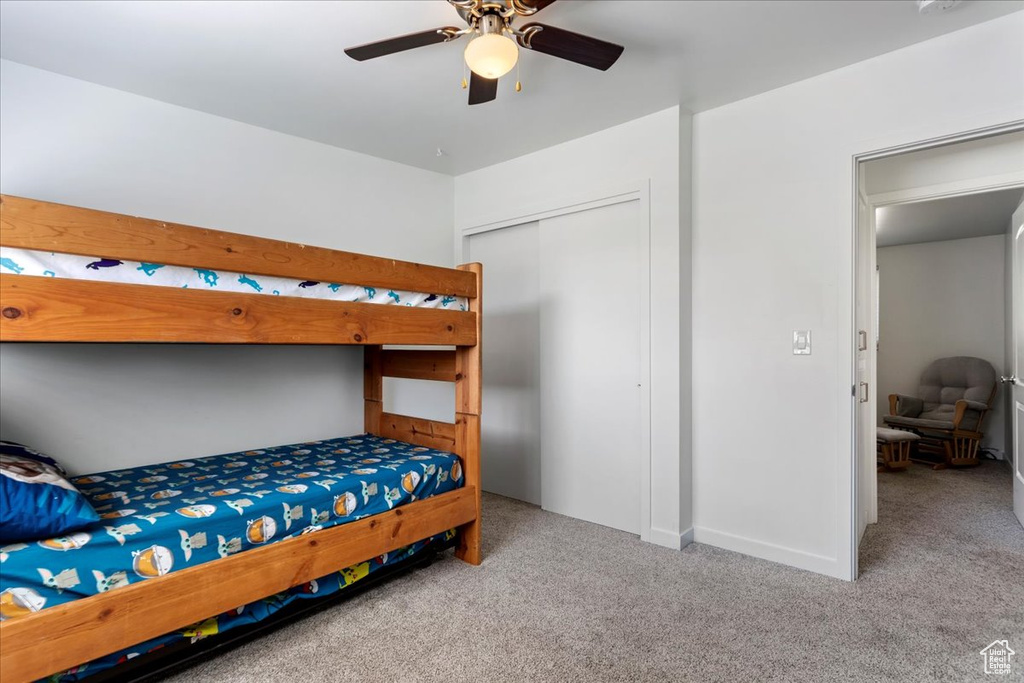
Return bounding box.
[164,461,1024,682]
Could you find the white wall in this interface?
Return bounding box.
[0,60,454,474]
[692,14,1024,579]
[455,106,691,549]
[876,235,1007,455]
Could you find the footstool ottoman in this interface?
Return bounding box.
[877,427,919,470]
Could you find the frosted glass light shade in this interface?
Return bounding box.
[464,33,519,79]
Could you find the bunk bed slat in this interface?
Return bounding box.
[378,411,458,451]
[381,349,457,381]
[0,195,477,298]
[0,275,476,345]
[0,486,477,683]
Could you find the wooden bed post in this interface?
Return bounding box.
[364,345,383,434]
[454,263,482,565]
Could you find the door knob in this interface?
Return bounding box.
[1001,375,1018,384]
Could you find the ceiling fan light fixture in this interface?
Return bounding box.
[464,33,519,79]
[345,0,625,106]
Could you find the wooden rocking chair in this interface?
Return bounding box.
[884,356,997,469]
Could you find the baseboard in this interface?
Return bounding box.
[648,526,693,550]
[693,525,847,579]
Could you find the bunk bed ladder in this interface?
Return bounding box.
[363,262,482,566]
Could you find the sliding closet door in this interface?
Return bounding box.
[465,222,542,504]
[539,200,642,534]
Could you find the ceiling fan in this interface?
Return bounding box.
[344,0,624,105]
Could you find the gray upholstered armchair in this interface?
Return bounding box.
[884,356,997,468]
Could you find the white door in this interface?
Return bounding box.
[539,200,642,534]
[465,222,542,505]
[855,186,878,543]
[1011,198,1024,529]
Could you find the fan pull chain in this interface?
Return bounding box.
[515,58,522,93]
[462,59,468,89]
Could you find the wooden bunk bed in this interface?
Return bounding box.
[0,194,482,682]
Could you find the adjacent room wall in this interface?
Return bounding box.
[876,235,1007,455]
[691,14,1024,579]
[0,60,455,474]
[454,106,691,549]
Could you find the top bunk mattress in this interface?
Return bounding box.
[0,434,463,620]
[0,248,469,310]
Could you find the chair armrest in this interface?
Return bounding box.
[953,399,989,430]
[889,394,923,417]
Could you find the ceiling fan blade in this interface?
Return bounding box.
[345,27,461,61]
[468,72,498,105]
[518,23,623,71]
[511,0,557,15]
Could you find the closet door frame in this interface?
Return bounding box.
[456,180,653,542]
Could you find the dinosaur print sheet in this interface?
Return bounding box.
[0,434,463,625]
[0,248,469,310]
[51,529,455,681]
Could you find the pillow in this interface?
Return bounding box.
[0,441,100,542]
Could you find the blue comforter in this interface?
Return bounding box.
[0,434,463,619]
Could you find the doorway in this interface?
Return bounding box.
[464,196,649,536]
[853,130,1024,576]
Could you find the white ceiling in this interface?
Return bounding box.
[875,187,1023,248]
[1,0,1021,175]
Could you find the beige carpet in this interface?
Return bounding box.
[164,461,1024,682]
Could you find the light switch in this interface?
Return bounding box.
[793,330,811,355]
